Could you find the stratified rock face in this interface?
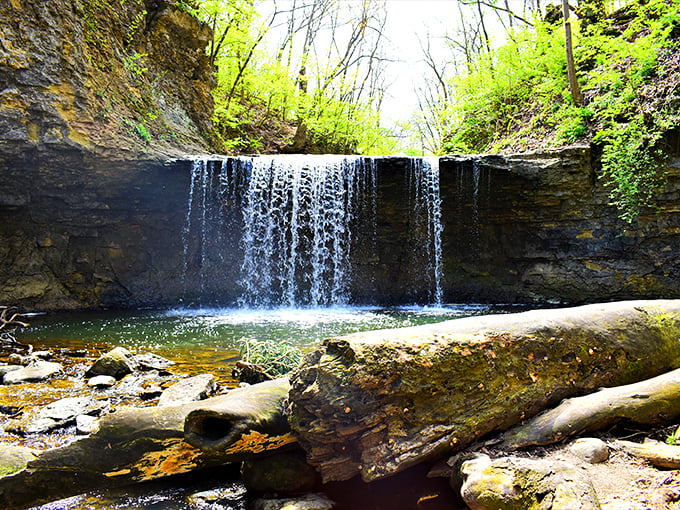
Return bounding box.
[439,144,680,303]
[0,1,218,310]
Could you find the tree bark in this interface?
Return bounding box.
[288,300,680,483]
[563,0,583,105]
[0,379,293,509]
[500,367,680,449]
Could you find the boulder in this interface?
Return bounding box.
[85,347,137,379]
[288,300,680,482]
[158,374,217,406]
[457,454,600,510]
[2,360,62,384]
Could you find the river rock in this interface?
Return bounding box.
[158,374,217,406]
[16,396,106,434]
[250,494,336,510]
[75,415,100,435]
[2,360,62,384]
[8,354,30,366]
[0,365,22,380]
[0,445,39,477]
[458,454,600,510]
[569,438,609,464]
[87,375,117,388]
[86,347,137,379]
[241,451,319,494]
[134,352,175,372]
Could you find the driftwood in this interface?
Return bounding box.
[288,300,680,483]
[613,439,680,469]
[501,368,680,449]
[0,306,30,348]
[0,378,293,509]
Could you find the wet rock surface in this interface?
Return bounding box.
[2,360,62,384]
[85,347,137,379]
[158,373,217,406]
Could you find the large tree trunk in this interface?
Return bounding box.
[0,379,292,509]
[288,300,680,483]
[501,367,680,449]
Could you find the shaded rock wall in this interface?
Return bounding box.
[3,148,680,310]
[440,144,680,303]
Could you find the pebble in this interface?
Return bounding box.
[569,437,609,464]
[87,375,117,388]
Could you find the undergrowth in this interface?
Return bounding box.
[441,0,680,222]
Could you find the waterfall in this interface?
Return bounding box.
[182,155,443,306]
[408,157,443,305]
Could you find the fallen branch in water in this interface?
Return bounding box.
[0,306,30,349]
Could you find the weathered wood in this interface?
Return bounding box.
[613,439,680,469]
[501,367,680,449]
[288,300,680,483]
[0,378,293,509]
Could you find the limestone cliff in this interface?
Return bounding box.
[0,0,215,162]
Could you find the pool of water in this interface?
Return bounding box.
[17,304,524,383]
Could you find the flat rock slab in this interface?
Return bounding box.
[158,374,217,406]
[288,300,680,482]
[2,361,62,384]
[14,397,107,434]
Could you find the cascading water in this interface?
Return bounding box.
[407,157,443,305]
[234,155,377,306]
[182,155,443,306]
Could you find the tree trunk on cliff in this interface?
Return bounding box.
[288,300,680,483]
[500,367,680,449]
[563,0,583,105]
[0,379,293,509]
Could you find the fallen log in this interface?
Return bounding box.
[613,439,680,469]
[500,367,680,449]
[287,300,680,483]
[0,378,293,509]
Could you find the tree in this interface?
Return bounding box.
[563,0,583,105]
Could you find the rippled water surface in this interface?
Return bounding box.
[18,304,524,381]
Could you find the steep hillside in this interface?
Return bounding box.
[0,0,217,163]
